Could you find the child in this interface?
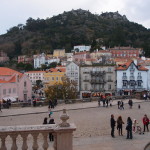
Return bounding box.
[133,119,144,134]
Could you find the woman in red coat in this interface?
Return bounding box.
[143,114,149,132]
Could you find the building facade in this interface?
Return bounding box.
[0,51,9,63]
[66,62,80,92]
[53,49,65,58]
[116,61,148,95]
[80,65,116,98]
[109,47,143,58]
[25,71,45,85]
[73,45,91,52]
[44,68,66,89]
[0,67,32,101]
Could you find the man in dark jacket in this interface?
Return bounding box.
[110,114,116,138]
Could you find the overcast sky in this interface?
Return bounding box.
[0,0,150,35]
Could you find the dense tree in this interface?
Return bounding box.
[45,76,77,101]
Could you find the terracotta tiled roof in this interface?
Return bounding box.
[25,71,45,73]
[48,68,66,73]
[0,79,8,83]
[74,52,89,55]
[8,76,16,83]
[0,67,22,76]
[116,61,148,71]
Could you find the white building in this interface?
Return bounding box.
[66,62,80,92]
[73,45,91,52]
[116,61,148,95]
[34,53,60,68]
[34,53,46,68]
[25,71,45,85]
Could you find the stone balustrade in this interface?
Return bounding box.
[0,109,76,150]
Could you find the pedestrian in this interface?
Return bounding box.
[110,114,116,138]
[120,100,124,110]
[98,97,101,107]
[106,99,109,107]
[126,117,133,139]
[143,114,149,132]
[138,104,141,109]
[43,117,48,124]
[132,119,143,134]
[49,118,55,141]
[0,100,2,112]
[117,116,124,136]
[48,105,53,118]
[117,101,120,109]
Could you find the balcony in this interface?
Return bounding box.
[83,79,90,82]
[0,109,76,150]
[122,76,127,80]
[90,71,106,76]
[83,72,90,74]
[90,79,105,84]
[137,76,142,80]
[107,79,113,82]
[130,76,135,80]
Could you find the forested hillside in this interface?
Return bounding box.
[0,9,150,58]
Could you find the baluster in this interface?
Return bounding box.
[21,133,28,150]
[42,132,48,150]
[32,133,39,150]
[11,134,18,150]
[53,133,57,150]
[0,134,7,150]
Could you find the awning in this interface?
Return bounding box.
[3,97,17,102]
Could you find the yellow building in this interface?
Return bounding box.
[53,49,65,57]
[44,68,66,89]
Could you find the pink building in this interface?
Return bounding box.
[0,67,32,101]
[0,51,9,63]
[18,55,33,64]
[73,52,90,63]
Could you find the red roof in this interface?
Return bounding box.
[0,67,22,76]
[116,61,148,71]
[0,79,8,83]
[25,71,45,73]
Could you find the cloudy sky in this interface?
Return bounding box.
[0,0,150,35]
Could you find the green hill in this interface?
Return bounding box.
[0,9,150,58]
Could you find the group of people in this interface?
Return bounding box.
[110,114,149,139]
[117,100,124,109]
[43,117,55,141]
[98,96,112,107]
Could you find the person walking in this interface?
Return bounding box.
[110,114,116,138]
[117,116,124,136]
[117,101,120,109]
[143,114,149,132]
[120,100,124,110]
[48,105,53,118]
[126,117,133,139]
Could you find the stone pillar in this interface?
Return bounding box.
[54,109,76,150]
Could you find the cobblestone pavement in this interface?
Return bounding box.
[0,99,150,150]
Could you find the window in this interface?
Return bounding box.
[84,84,88,90]
[137,81,142,86]
[123,72,126,76]
[13,88,16,93]
[56,77,58,81]
[108,76,111,81]
[52,77,54,80]
[108,84,111,90]
[3,89,6,95]
[108,68,111,72]
[9,88,11,94]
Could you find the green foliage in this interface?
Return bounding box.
[0,9,150,57]
[16,62,33,71]
[45,76,77,100]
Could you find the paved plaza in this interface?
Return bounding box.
[0,99,150,150]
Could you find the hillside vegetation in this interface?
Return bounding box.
[0,9,150,58]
